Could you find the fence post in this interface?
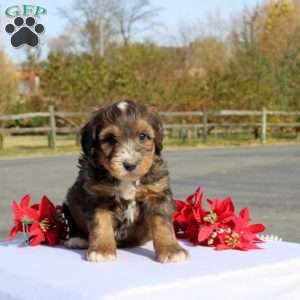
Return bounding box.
[261,106,267,144]
[48,105,56,149]
[202,108,208,143]
[75,130,81,146]
[0,133,3,149]
[181,120,187,142]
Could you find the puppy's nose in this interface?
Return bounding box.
[123,161,137,172]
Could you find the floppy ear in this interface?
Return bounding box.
[80,121,97,157]
[147,107,163,156]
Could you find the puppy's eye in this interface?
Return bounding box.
[102,134,118,145]
[139,133,150,142]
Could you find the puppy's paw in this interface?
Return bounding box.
[87,249,117,263]
[156,245,189,263]
[64,237,88,249]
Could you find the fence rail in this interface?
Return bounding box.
[0,106,299,149]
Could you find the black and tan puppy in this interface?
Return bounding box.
[64,100,188,263]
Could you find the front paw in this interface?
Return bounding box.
[87,249,117,263]
[156,245,189,263]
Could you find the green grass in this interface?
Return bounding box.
[0,133,299,158]
[0,135,80,158]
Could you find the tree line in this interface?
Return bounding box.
[1,0,300,115]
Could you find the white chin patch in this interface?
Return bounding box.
[117,101,128,111]
[119,181,136,201]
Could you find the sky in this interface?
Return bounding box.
[0,0,262,63]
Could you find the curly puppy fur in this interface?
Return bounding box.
[64,100,188,263]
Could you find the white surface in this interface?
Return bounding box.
[0,240,300,300]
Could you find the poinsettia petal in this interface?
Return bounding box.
[45,230,60,246]
[175,200,185,210]
[182,206,193,221]
[185,193,195,205]
[198,225,214,242]
[238,241,261,250]
[40,195,56,220]
[222,197,234,211]
[207,199,218,211]
[25,208,40,222]
[247,224,266,234]
[240,208,251,223]
[193,205,203,223]
[173,214,187,224]
[240,231,256,241]
[12,200,23,220]
[186,222,199,244]
[220,210,236,221]
[31,204,40,211]
[20,194,31,209]
[215,244,231,251]
[194,187,203,206]
[28,224,45,246]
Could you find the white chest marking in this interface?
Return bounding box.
[117,101,128,111]
[124,201,137,223]
[119,181,137,201]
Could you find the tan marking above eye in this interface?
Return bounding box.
[99,125,121,142]
[134,120,155,139]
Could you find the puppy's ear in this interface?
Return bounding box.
[147,106,163,156]
[80,121,97,157]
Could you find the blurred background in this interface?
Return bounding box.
[0,1,299,243]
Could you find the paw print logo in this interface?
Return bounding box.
[5,16,44,47]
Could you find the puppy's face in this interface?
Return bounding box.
[99,118,155,181]
[81,101,163,182]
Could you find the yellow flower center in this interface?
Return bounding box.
[40,218,51,232]
[203,212,218,224]
[225,232,240,248]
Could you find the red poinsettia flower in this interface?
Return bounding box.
[9,195,39,240]
[198,197,235,243]
[28,196,65,246]
[215,208,265,251]
[173,187,205,243]
[9,195,66,246]
[172,186,266,251]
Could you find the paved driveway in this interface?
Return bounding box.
[1,145,299,242]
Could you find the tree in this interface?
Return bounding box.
[41,51,129,110]
[60,0,161,58]
[60,0,117,58]
[112,0,160,45]
[261,0,298,57]
[0,49,18,114]
[48,34,74,54]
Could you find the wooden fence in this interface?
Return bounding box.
[0,106,300,149]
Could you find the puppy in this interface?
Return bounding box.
[63,100,188,263]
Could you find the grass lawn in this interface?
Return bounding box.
[0,133,299,158]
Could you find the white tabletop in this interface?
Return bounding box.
[0,240,299,300]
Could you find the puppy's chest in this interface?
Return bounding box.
[115,181,140,223]
[113,181,142,241]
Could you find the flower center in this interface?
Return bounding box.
[225,232,240,248]
[40,218,51,232]
[203,212,218,224]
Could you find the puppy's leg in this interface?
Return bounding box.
[151,214,188,263]
[87,209,117,262]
